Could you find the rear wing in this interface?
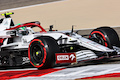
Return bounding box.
[1,12,14,18]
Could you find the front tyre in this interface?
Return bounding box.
[90,26,120,48]
[28,36,60,69]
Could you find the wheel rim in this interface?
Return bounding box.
[28,39,47,68]
[31,44,44,65]
[92,34,105,46]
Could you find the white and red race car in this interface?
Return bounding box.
[0,12,120,69]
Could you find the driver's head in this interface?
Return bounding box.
[18,26,26,31]
[17,26,29,35]
[16,23,25,31]
[18,26,27,35]
[16,23,29,35]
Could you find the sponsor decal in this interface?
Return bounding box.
[55,53,76,64]
[57,55,69,61]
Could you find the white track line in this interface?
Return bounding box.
[45,66,98,77]
[37,64,120,79]
[0,0,68,13]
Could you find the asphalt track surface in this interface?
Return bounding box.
[0,0,60,10]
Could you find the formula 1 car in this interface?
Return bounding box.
[0,12,120,69]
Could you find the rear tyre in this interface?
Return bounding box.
[28,36,60,69]
[90,26,119,48]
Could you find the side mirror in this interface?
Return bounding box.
[49,25,53,31]
[49,25,58,31]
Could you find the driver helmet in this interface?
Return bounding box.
[16,23,29,35]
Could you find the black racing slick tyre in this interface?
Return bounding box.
[90,26,119,48]
[28,36,60,69]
